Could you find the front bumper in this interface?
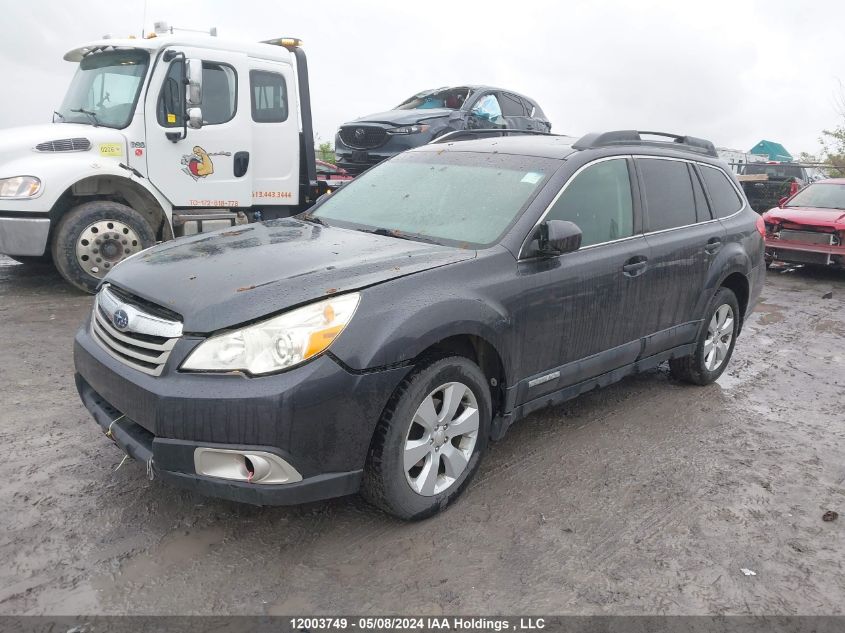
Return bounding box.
[334,131,433,175]
[0,214,50,256]
[765,236,845,266]
[73,317,411,505]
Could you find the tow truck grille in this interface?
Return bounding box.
[90,285,182,376]
[339,125,387,149]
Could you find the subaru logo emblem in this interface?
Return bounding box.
[113,308,129,330]
[354,127,366,140]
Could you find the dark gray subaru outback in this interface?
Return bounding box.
[74,130,765,520]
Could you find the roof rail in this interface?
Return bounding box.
[571,130,718,157]
[430,129,554,144]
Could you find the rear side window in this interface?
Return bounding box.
[499,93,527,116]
[545,158,634,247]
[250,70,288,123]
[638,158,696,231]
[700,165,743,218]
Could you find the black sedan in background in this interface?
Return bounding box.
[334,85,552,174]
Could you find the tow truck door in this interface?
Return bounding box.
[247,58,300,206]
[144,47,253,208]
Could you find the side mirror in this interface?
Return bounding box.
[187,107,203,130]
[778,196,788,208]
[185,58,203,107]
[539,220,582,256]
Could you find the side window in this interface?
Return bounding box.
[471,94,503,122]
[638,158,697,231]
[546,159,634,247]
[250,70,288,123]
[499,92,526,117]
[158,61,237,127]
[157,61,184,127]
[689,164,711,222]
[700,165,743,218]
[201,62,236,124]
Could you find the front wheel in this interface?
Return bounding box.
[51,201,156,293]
[670,287,740,385]
[362,356,492,520]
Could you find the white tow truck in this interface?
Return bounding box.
[0,32,322,291]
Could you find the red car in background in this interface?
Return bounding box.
[762,178,845,268]
[316,159,354,189]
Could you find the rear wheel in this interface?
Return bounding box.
[670,287,740,385]
[362,356,491,520]
[51,201,156,293]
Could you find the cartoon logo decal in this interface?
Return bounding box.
[181,146,232,181]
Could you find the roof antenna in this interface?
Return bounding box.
[141,0,148,38]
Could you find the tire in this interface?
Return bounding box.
[362,356,492,520]
[51,200,156,293]
[670,287,740,385]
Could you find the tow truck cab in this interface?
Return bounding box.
[0,34,320,292]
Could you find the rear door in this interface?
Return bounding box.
[247,60,300,205]
[144,47,253,208]
[636,156,726,355]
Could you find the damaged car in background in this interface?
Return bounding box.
[334,86,552,174]
[73,129,763,520]
[762,178,845,268]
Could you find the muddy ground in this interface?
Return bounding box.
[0,255,843,615]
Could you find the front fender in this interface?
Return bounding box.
[330,273,512,376]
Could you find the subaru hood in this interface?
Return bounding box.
[104,218,476,333]
[345,108,455,127]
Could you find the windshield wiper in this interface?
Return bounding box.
[300,213,329,227]
[53,111,65,122]
[70,107,100,127]
[361,227,440,244]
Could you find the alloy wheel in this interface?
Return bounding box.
[704,304,734,371]
[75,220,142,278]
[403,381,480,496]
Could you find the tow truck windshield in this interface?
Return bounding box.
[56,49,149,129]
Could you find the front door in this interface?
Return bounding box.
[144,47,253,208]
[509,157,655,403]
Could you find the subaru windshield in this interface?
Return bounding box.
[56,49,149,129]
[311,151,557,248]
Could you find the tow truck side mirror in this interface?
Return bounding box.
[185,58,203,107]
[185,59,204,130]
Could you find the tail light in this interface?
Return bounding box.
[756,215,766,237]
[789,180,799,196]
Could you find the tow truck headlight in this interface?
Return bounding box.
[388,124,429,135]
[182,293,360,375]
[0,176,41,198]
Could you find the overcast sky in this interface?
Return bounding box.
[1,0,842,157]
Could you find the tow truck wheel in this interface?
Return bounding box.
[51,201,156,294]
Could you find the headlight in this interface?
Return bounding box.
[388,124,429,135]
[182,293,360,375]
[0,176,41,198]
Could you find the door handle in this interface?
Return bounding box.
[622,256,648,277]
[705,237,722,255]
[233,151,250,178]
